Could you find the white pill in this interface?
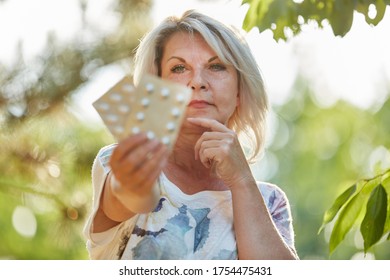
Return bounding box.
[97,102,110,111]
[106,114,118,123]
[176,94,185,103]
[109,92,122,102]
[166,122,175,132]
[122,84,134,92]
[145,83,154,93]
[136,112,145,121]
[161,87,170,98]
[161,136,170,145]
[118,104,130,113]
[171,107,180,118]
[132,126,140,134]
[114,126,124,134]
[146,131,155,139]
[141,98,150,108]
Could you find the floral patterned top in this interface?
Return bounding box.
[83,145,296,259]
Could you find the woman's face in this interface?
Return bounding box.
[160,32,239,125]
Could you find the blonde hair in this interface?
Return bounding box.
[134,10,268,162]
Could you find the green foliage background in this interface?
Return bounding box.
[1,0,389,259]
[268,80,390,259]
[0,0,153,259]
[243,0,390,40]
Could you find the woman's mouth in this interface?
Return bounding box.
[188,100,212,109]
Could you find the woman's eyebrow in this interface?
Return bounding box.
[167,56,220,63]
[167,56,186,63]
[208,56,219,62]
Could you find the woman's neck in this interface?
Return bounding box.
[167,125,207,175]
[162,123,228,193]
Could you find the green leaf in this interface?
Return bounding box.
[329,191,365,254]
[318,184,357,234]
[242,0,390,40]
[382,170,390,190]
[365,0,386,25]
[360,184,387,252]
[381,171,390,234]
[328,178,379,255]
[329,0,355,36]
[242,0,272,32]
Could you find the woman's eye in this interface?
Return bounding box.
[171,65,186,73]
[209,63,226,71]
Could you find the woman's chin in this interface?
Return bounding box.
[185,110,215,120]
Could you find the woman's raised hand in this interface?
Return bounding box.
[108,133,169,212]
[187,117,254,189]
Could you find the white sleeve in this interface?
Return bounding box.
[82,144,138,259]
[258,182,297,255]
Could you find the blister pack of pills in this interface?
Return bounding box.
[92,74,192,149]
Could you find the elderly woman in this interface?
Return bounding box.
[84,10,298,260]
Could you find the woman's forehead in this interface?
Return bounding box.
[162,32,218,59]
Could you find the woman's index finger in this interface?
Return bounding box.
[186,117,228,132]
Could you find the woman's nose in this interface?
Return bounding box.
[188,70,208,91]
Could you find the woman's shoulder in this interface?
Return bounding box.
[256,181,286,194]
[94,143,117,173]
[256,181,290,209]
[97,143,117,157]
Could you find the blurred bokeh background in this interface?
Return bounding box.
[1,0,389,259]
